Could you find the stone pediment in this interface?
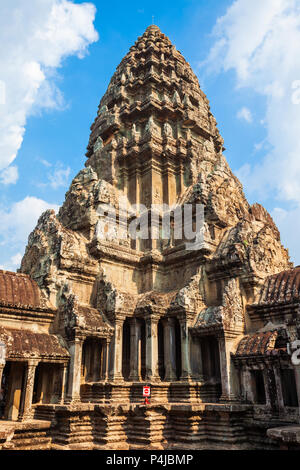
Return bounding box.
[63,294,113,339]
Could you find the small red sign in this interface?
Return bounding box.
[143,386,151,397]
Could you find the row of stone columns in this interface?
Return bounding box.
[82,339,106,382]
[67,337,110,402]
[242,364,277,407]
[64,324,241,402]
[191,333,238,401]
[111,316,192,382]
[0,360,69,421]
[241,362,300,412]
[1,337,111,414]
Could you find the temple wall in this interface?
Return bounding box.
[0,316,51,334]
[100,261,140,294]
[70,279,95,305]
[2,403,297,450]
[1,23,297,453]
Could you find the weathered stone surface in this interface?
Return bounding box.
[0,24,299,450]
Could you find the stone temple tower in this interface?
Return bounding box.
[2,25,296,449]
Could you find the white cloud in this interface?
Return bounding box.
[254,141,265,152]
[272,207,300,266]
[237,106,252,123]
[0,196,59,271]
[0,196,59,245]
[39,158,52,168]
[1,252,24,271]
[0,81,5,105]
[204,0,300,263]
[0,254,23,272]
[0,166,18,185]
[11,253,23,266]
[0,0,98,172]
[37,162,71,189]
[48,164,71,189]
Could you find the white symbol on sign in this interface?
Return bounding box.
[288,340,300,366]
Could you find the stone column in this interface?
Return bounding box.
[179,162,184,196]
[123,168,129,197]
[110,319,124,381]
[0,363,4,389]
[56,363,68,404]
[179,318,191,381]
[145,316,159,382]
[242,365,255,403]
[129,318,142,382]
[18,360,38,421]
[66,337,83,402]
[163,318,177,381]
[136,168,141,208]
[101,338,110,381]
[262,367,271,408]
[190,334,204,381]
[0,362,5,419]
[165,167,171,207]
[273,365,285,412]
[218,335,237,402]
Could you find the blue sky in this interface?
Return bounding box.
[1,0,300,270]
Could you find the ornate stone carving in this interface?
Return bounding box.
[4,24,296,450]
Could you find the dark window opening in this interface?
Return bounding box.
[281,369,298,407]
[252,370,266,404]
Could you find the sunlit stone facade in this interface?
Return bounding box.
[0,25,299,450]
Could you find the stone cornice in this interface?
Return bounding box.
[0,302,56,324]
[247,301,300,322]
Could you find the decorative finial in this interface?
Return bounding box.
[152,15,154,24]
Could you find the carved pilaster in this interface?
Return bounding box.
[273,365,285,412]
[110,318,124,382]
[18,360,38,421]
[58,363,68,404]
[218,335,238,402]
[242,365,255,403]
[101,338,110,381]
[0,363,4,390]
[66,337,84,402]
[179,318,191,381]
[129,318,142,382]
[145,316,160,382]
[163,318,177,381]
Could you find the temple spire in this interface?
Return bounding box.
[145,23,161,33]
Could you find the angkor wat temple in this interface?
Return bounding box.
[0,25,299,450]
